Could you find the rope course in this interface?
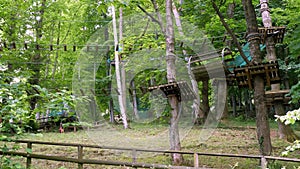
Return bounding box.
[0,32,247,53]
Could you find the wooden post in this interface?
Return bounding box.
[261,156,267,169]
[78,145,83,169]
[26,142,32,169]
[194,153,199,168]
[132,149,137,169]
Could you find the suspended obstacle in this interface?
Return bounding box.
[188,49,234,82]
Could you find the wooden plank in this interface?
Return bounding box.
[265,89,290,95]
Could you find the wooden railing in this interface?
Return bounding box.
[1,139,300,169]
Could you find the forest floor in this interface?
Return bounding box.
[2,118,300,169]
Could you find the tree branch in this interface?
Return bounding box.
[137,5,161,26]
[151,0,165,35]
[211,0,251,65]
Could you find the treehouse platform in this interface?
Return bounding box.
[265,89,291,106]
[258,26,286,44]
[234,61,281,89]
[148,81,196,101]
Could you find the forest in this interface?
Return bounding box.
[0,0,300,168]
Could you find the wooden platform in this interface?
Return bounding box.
[258,26,285,44]
[148,81,196,101]
[265,89,291,106]
[234,61,281,88]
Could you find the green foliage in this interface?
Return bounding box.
[120,33,166,58]
[0,64,33,134]
[276,108,300,156]
[0,156,25,169]
[290,81,300,104]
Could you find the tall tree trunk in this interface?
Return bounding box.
[231,93,237,117]
[242,0,272,156]
[52,20,61,80]
[166,0,183,165]
[111,6,128,129]
[172,2,183,36]
[103,15,115,123]
[104,14,115,123]
[191,73,202,122]
[222,2,236,119]
[29,0,46,111]
[130,80,139,120]
[260,0,299,142]
[217,79,227,119]
[244,89,250,118]
[174,2,202,123]
[119,7,128,125]
[202,79,210,119]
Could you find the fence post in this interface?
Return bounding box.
[194,153,199,168]
[78,145,83,169]
[26,142,32,169]
[132,149,137,163]
[132,149,137,168]
[261,156,267,169]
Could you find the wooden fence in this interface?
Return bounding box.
[1,139,300,169]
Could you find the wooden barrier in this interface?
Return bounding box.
[1,139,300,169]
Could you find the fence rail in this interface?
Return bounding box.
[1,139,300,169]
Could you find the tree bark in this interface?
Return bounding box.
[260,0,299,142]
[242,0,272,156]
[166,0,183,165]
[111,6,128,129]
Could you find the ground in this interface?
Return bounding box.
[1,118,300,169]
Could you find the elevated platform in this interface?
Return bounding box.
[258,26,285,44]
[148,81,196,101]
[265,89,291,106]
[234,61,281,89]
